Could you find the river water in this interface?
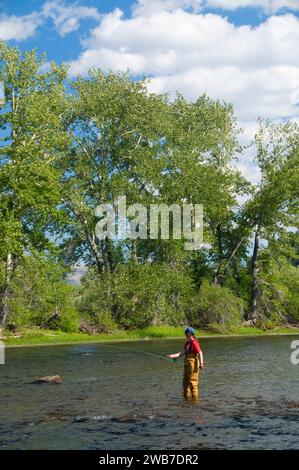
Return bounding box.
[0,336,299,450]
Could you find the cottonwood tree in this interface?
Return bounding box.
[60,70,173,273]
[244,120,299,320]
[163,94,250,282]
[215,120,299,320]
[209,120,299,321]
[0,42,69,325]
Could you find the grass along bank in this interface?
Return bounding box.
[2,325,299,348]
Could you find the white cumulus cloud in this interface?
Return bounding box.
[0,1,102,41]
[2,0,299,182]
[205,0,299,13]
[131,0,203,16]
[148,65,299,121]
[42,0,102,36]
[68,9,299,119]
[67,3,299,182]
[0,12,42,41]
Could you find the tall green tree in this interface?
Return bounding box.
[60,70,172,273]
[0,42,69,325]
[244,120,299,320]
[165,94,249,284]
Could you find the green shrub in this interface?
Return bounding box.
[79,263,194,329]
[259,260,299,324]
[255,318,281,330]
[206,322,231,334]
[7,303,32,329]
[7,252,79,329]
[284,267,299,322]
[90,310,118,331]
[189,280,242,328]
[55,308,79,333]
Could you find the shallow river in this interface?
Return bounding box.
[1,336,299,449]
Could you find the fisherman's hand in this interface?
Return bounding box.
[199,363,204,369]
[167,354,178,359]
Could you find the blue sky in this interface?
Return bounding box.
[0,1,134,63]
[1,0,299,183]
[1,1,298,66]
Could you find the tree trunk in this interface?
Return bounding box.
[79,212,104,274]
[248,229,260,321]
[131,239,137,264]
[129,218,138,264]
[101,240,109,273]
[90,238,104,274]
[216,223,224,260]
[0,254,13,326]
[104,238,115,272]
[213,223,224,285]
[213,235,246,285]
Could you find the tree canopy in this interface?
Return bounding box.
[0,43,298,331]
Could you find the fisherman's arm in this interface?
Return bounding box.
[166,351,185,359]
[193,341,204,369]
[199,350,204,369]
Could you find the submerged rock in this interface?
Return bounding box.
[33,375,63,384]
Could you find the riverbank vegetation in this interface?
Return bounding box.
[3,325,299,348]
[0,42,298,336]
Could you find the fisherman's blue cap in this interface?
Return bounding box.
[185,327,195,336]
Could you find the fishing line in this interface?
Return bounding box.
[172,358,181,395]
[98,342,182,401]
[98,342,170,361]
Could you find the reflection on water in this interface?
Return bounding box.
[1,336,299,449]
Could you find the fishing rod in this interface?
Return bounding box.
[98,342,182,396]
[98,342,171,362]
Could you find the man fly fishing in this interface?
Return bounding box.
[166,327,204,401]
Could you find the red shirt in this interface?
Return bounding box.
[184,338,201,356]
